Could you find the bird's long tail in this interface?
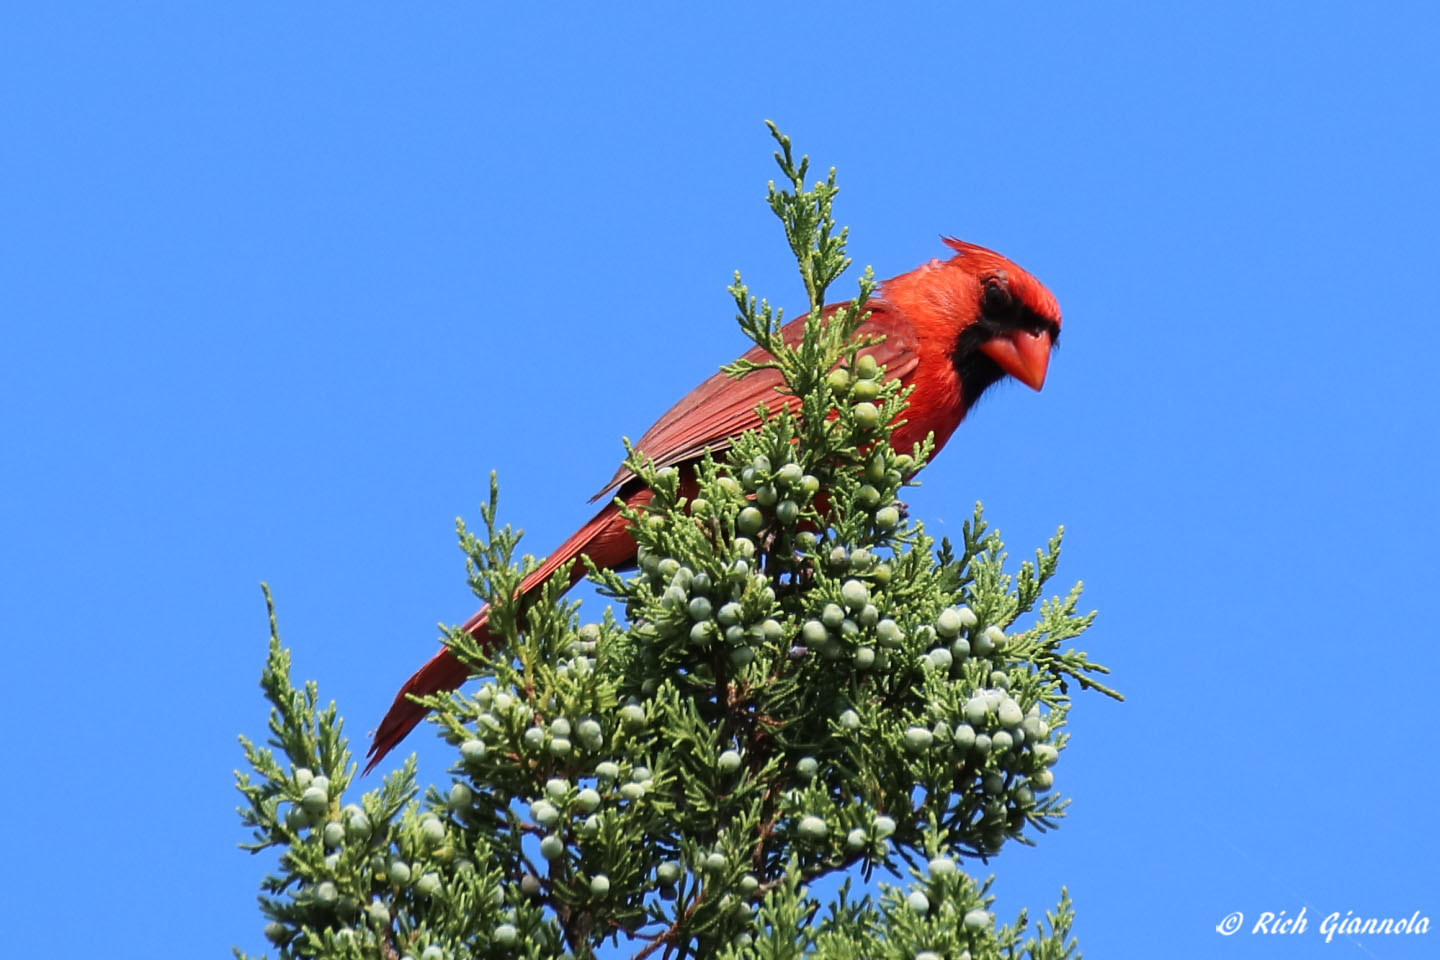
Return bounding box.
[364,488,654,773]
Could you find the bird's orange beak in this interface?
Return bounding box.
[980,329,1052,391]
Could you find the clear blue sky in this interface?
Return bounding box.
[3,4,1437,958]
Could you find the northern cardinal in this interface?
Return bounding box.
[365,238,1060,772]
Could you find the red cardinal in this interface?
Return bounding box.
[365,238,1060,772]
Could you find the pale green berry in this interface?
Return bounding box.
[492,692,513,713]
[935,608,963,638]
[950,638,971,659]
[1013,785,1036,807]
[388,860,412,885]
[740,874,759,894]
[777,462,803,485]
[717,476,741,497]
[264,921,287,944]
[876,619,903,647]
[998,699,1024,727]
[756,484,778,507]
[717,602,742,626]
[798,815,828,839]
[590,874,611,896]
[797,756,818,780]
[718,749,742,773]
[851,378,880,401]
[579,814,601,838]
[460,739,486,764]
[853,402,881,430]
[874,815,896,837]
[855,354,880,379]
[903,726,934,751]
[776,499,800,524]
[963,697,990,724]
[595,761,620,781]
[729,645,754,667]
[619,702,646,729]
[545,777,568,799]
[983,773,1005,794]
[293,767,314,788]
[345,810,371,840]
[549,736,572,756]
[973,733,992,755]
[1031,768,1055,791]
[540,835,565,860]
[523,727,545,750]
[821,603,845,628]
[928,856,956,875]
[841,579,869,610]
[801,474,820,496]
[300,786,328,815]
[906,891,930,913]
[762,618,782,641]
[367,900,391,926]
[314,880,338,905]
[494,922,518,945]
[927,647,953,670]
[530,799,560,828]
[991,730,1014,752]
[421,947,443,960]
[420,815,445,844]
[575,788,601,812]
[323,821,344,847]
[324,852,340,872]
[917,953,941,960]
[687,597,713,620]
[875,506,900,530]
[853,646,875,669]
[846,827,867,849]
[657,861,682,884]
[964,908,991,930]
[985,624,1006,647]
[871,562,892,585]
[839,709,860,730]
[826,368,851,393]
[1022,715,1050,740]
[631,765,651,782]
[705,851,728,872]
[620,782,645,801]
[737,507,764,535]
[448,782,474,811]
[953,723,976,750]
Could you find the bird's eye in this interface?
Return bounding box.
[981,277,1013,316]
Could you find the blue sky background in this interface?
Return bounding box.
[3,3,1437,958]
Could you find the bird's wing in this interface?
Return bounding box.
[590,304,919,502]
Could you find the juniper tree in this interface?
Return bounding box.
[236,124,1120,960]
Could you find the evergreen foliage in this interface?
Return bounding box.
[236,124,1119,960]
